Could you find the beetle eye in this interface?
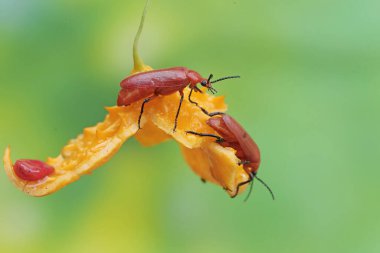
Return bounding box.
[201,80,207,86]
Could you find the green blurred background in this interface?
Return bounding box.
[1,0,379,252]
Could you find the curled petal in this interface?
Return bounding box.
[3,106,140,196]
[180,143,249,196]
[4,71,250,197]
[133,88,249,195]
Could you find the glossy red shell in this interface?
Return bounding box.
[117,67,205,106]
[14,159,55,181]
[120,67,190,88]
[207,115,261,173]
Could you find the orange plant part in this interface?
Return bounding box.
[3,105,140,196]
[3,1,250,197]
[3,72,249,197]
[180,144,249,193]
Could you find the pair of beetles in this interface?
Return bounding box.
[117,67,274,200]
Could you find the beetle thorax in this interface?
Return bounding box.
[186,70,204,88]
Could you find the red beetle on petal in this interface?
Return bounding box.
[187,114,274,200]
[117,67,239,132]
[117,1,240,132]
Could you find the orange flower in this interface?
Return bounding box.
[3,1,249,197]
[3,68,248,197]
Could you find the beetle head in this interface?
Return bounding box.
[200,74,217,94]
[200,74,241,94]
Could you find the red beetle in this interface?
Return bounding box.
[187,114,274,200]
[14,159,55,181]
[117,67,239,131]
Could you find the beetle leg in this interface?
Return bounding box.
[173,90,184,132]
[188,88,197,104]
[232,172,275,201]
[208,111,225,117]
[194,86,203,93]
[185,130,225,143]
[138,95,156,129]
[188,88,225,117]
[230,172,253,199]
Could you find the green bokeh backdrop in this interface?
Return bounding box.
[1,0,379,252]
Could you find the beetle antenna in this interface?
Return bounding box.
[207,74,214,83]
[252,173,275,200]
[243,175,254,202]
[210,75,240,84]
[132,0,152,73]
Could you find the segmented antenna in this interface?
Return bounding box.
[244,173,275,202]
[210,75,240,84]
[207,74,214,83]
[244,176,255,202]
[133,0,151,73]
[256,174,275,200]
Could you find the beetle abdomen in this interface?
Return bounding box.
[117,87,155,106]
[222,115,260,172]
[207,115,261,173]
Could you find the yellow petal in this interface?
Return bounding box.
[134,120,171,146]
[180,143,249,197]
[3,105,139,196]
[143,89,227,148]
[133,88,250,196]
[3,70,250,197]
